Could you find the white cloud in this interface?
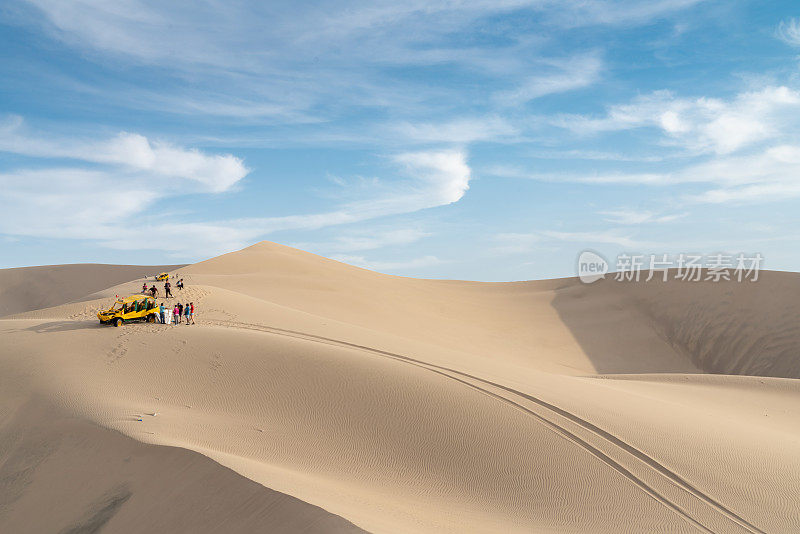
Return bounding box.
[328,228,430,252]
[524,149,664,162]
[98,134,249,193]
[509,143,800,204]
[777,18,800,47]
[555,86,800,155]
[96,222,269,259]
[21,1,699,70]
[0,168,159,240]
[484,164,674,184]
[578,173,671,185]
[0,167,265,260]
[540,230,645,248]
[0,118,249,192]
[0,118,257,256]
[391,150,471,205]
[543,0,705,28]
[495,53,603,105]
[600,209,687,224]
[392,116,518,144]
[488,165,670,185]
[226,150,471,236]
[511,83,800,205]
[0,135,471,257]
[188,150,471,254]
[493,232,543,254]
[692,182,800,204]
[331,254,443,272]
[292,228,430,253]
[10,0,702,125]
[682,145,800,203]
[494,229,649,254]
[1,0,721,265]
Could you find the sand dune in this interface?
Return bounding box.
[582,273,800,377]
[1,241,798,533]
[0,263,185,317]
[0,400,366,534]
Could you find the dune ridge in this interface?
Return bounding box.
[1,241,798,533]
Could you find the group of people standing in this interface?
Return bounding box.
[159,301,194,325]
[141,275,194,325]
[142,277,185,299]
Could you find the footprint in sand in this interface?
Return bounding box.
[107,331,130,363]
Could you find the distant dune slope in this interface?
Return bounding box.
[0,263,185,317]
[551,272,800,378]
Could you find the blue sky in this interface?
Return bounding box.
[2,1,800,280]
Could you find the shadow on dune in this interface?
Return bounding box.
[24,321,103,334]
[0,399,368,534]
[550,271,800,379]
[59,486,132,534]
[0,263,186,317]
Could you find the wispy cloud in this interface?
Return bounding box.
[554,86,800,155]
[494,53,604,106]
[599,209,687,224]
[524,149,665,163]
[682,145,800,203]
[493,232,543,254]
[494,229,649,254]
[541,0,706,28]
[20,1,698,70]
[9,0,701,127]
[776,18,800,46]
[0,117,249,192]
[391,116,519,144]
[229,150,471,235]
[330,254,443,272]
[485,165,669,185]
[7,0,778,277]
[540,230,647,248]
[692,182,800,204]
[0,126,472,256]
[476,82,800,207]
[391,150,471,206]
[292,227,430,254]
[503,143,800,205]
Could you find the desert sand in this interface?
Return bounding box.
[1,241,798,533]
[0,263,185,317]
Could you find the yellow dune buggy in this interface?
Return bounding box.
[98,295,158,327]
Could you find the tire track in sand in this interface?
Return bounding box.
[208,318,764,534]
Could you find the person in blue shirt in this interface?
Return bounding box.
[159,302,166,324]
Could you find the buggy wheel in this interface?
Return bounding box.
[114,317,123,327]
[147,314,156,323]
